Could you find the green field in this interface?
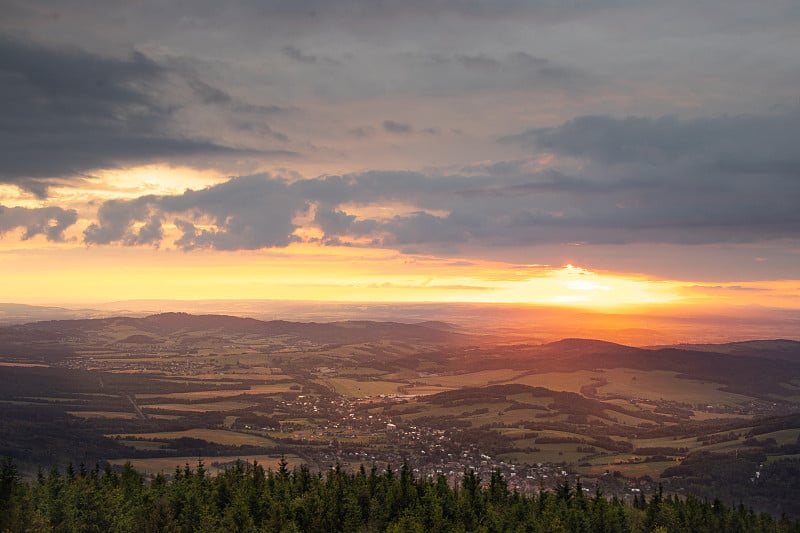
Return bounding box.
[138,382,299,401]
[501,445,589,465]
[316,377,405,397]
[510,371,599,394]
[418,369,526,388]
[579,460,679,478]
[142,401,256,412]
[595,369,749,405]
[66,411,138,420]
[401,384,454,396]
[118,440,166,451]
[108,429,276,448]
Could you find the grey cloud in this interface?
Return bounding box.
[383,120,413,134]
[3,0,797,112]
[282,45,317,64]
[280,44,340,67]
[508,51,550,67]
[0,0,640,30]
[457,55,501,70]
[348,126,375,138]
[494,111,800,242]
[184,76,288,116]
[186,74,295,142]
[402,51,590,96]
[83,197,161,245]
[2,2,603,107]
[0,204,78,241]
[313,207,378,241]
[17,180,51,199]
[456,52,548,71]
[0,36,270,194]
[384,212,471,246]
[502,113,800,170]
[84,174,306,250]
[81,110,800,252]
[313,207,356,235]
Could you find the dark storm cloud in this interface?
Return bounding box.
[0,37,267,196]
[81,109,800,252]
[0,205,78,241]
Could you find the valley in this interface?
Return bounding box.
[1,313,799,517]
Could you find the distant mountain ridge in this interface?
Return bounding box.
[1,314,798,400]
[0,312,470,347]
[654,339,800,361]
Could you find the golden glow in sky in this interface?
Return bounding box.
[2,237,797,312]
[1,164,798,315]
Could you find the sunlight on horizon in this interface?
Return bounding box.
[0,244,752,310]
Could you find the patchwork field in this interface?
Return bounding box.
[580,460,679,478]
[418,369,527,388]
[66,411,138,420]
[316,377,405,397]
[107,429,276,448]
[593,369,750,405]
[141,401,257,412]
[137,383,299,401]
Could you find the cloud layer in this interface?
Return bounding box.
[0,37,282,196]
[75,110,800,253]
[0,205,77,241]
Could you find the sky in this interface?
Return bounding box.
[1,0,799,314]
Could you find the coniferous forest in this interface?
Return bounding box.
[1,457,799,533]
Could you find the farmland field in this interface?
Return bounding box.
[141,401,257,412]
[580,460,678,478]
[66,411,138,419]
[316,377,405,397]
[593,369,749,405]
[107,429,276,448]
[510,371,600,393]
[137,383,299,401]
[418,369,527,388]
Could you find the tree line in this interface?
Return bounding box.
[1,457,799,533]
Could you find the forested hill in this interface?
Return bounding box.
[1,458,799,533]
[0,312,468,352]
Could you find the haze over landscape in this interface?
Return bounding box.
[2,1,800,531]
